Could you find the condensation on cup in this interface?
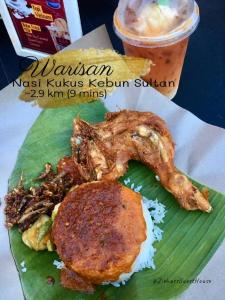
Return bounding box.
[46,18,71,52]
[114,0,200,99]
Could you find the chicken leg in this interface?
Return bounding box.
[71,110,212,212]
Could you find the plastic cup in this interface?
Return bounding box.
[114,0,200,99]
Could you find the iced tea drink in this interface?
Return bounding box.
[114,0,200,99]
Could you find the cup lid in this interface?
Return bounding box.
[114,0,200,47]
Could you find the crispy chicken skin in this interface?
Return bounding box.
[57,156,86,186]
[71,110,212,212]
[52,181,146,289]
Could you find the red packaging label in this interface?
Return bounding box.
[5,0,71,54]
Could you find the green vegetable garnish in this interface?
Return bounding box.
[37,218,52,242]
[46,240,55,252]
[51,203,61,221]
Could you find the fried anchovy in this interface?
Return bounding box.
[5,163,74,232]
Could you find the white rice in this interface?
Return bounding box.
[155,175,160,182]
[134,185,143,193]
[21,267,27,273]
[20,260,27,273]
[143,198,166,225]
[20,261,25,268]
[105,196,166,287]
[124,178,131,185]
[53,260,64,270]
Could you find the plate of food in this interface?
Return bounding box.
[4,99,225,300]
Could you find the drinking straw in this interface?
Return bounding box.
[158,0,169,5]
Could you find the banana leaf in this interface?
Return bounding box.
[8,101,225,300]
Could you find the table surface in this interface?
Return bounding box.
[0,0,224,128]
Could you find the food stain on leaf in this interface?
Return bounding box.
[19,48,152,108]
[46,276,55,286]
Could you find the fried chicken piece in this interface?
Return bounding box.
[71,110,212,213]
[52,181,146,290]
[57,156,86,186]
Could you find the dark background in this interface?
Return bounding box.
[0,0,224,128]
